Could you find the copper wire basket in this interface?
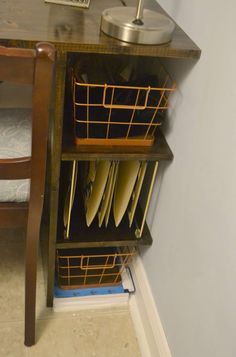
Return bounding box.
[72,61,176,146]
[56,246,136,289]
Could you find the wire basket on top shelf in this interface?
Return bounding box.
[72,57,176,147]
[56,246,136,289]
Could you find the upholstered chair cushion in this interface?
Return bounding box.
[0,109,31,202]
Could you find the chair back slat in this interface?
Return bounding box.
[0,202,28,227]
[0,158,31,179]
[0,47,35,84]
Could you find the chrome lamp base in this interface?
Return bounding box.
[101,7,175,45]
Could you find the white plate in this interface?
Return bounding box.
[113,160,140,227]
[128,161,147,227]
[85,160,111,226]
[105,162,119,228]
[63,161,78,230]
[98,161,116,227]
[82,161,97,210]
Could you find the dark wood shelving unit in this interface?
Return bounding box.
[0,0,201,306]
[62,129,173,161]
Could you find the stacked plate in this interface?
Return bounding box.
[63,159,148,235]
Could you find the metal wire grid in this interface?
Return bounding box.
[72,62,176,145]
[56,247,136,289]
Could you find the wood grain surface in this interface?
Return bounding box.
[0,0,201,58]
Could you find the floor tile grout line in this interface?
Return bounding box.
[0,319,24,325]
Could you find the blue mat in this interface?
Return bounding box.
[54,283,125,298]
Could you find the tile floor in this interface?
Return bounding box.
[0,229,141,357]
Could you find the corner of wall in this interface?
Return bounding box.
[129,255,172,357]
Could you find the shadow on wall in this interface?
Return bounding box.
[146,0,181,18]
[139,57,199,256]
[161,57,198,135]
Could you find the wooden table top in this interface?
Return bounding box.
[0,0,201,58]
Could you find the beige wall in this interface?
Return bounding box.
[142,1,236,356]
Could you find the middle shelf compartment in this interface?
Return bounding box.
[56,159,160,249]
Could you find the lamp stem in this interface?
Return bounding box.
[133,0,144,25]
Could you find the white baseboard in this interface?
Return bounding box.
[129,256,172,357]
[54,293,129,312]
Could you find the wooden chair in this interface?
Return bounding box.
[0,43,55,346]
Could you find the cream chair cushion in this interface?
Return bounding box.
[0,109,31,202]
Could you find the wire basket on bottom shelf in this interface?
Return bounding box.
[56,246,136,289]
[72,58,176,147]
